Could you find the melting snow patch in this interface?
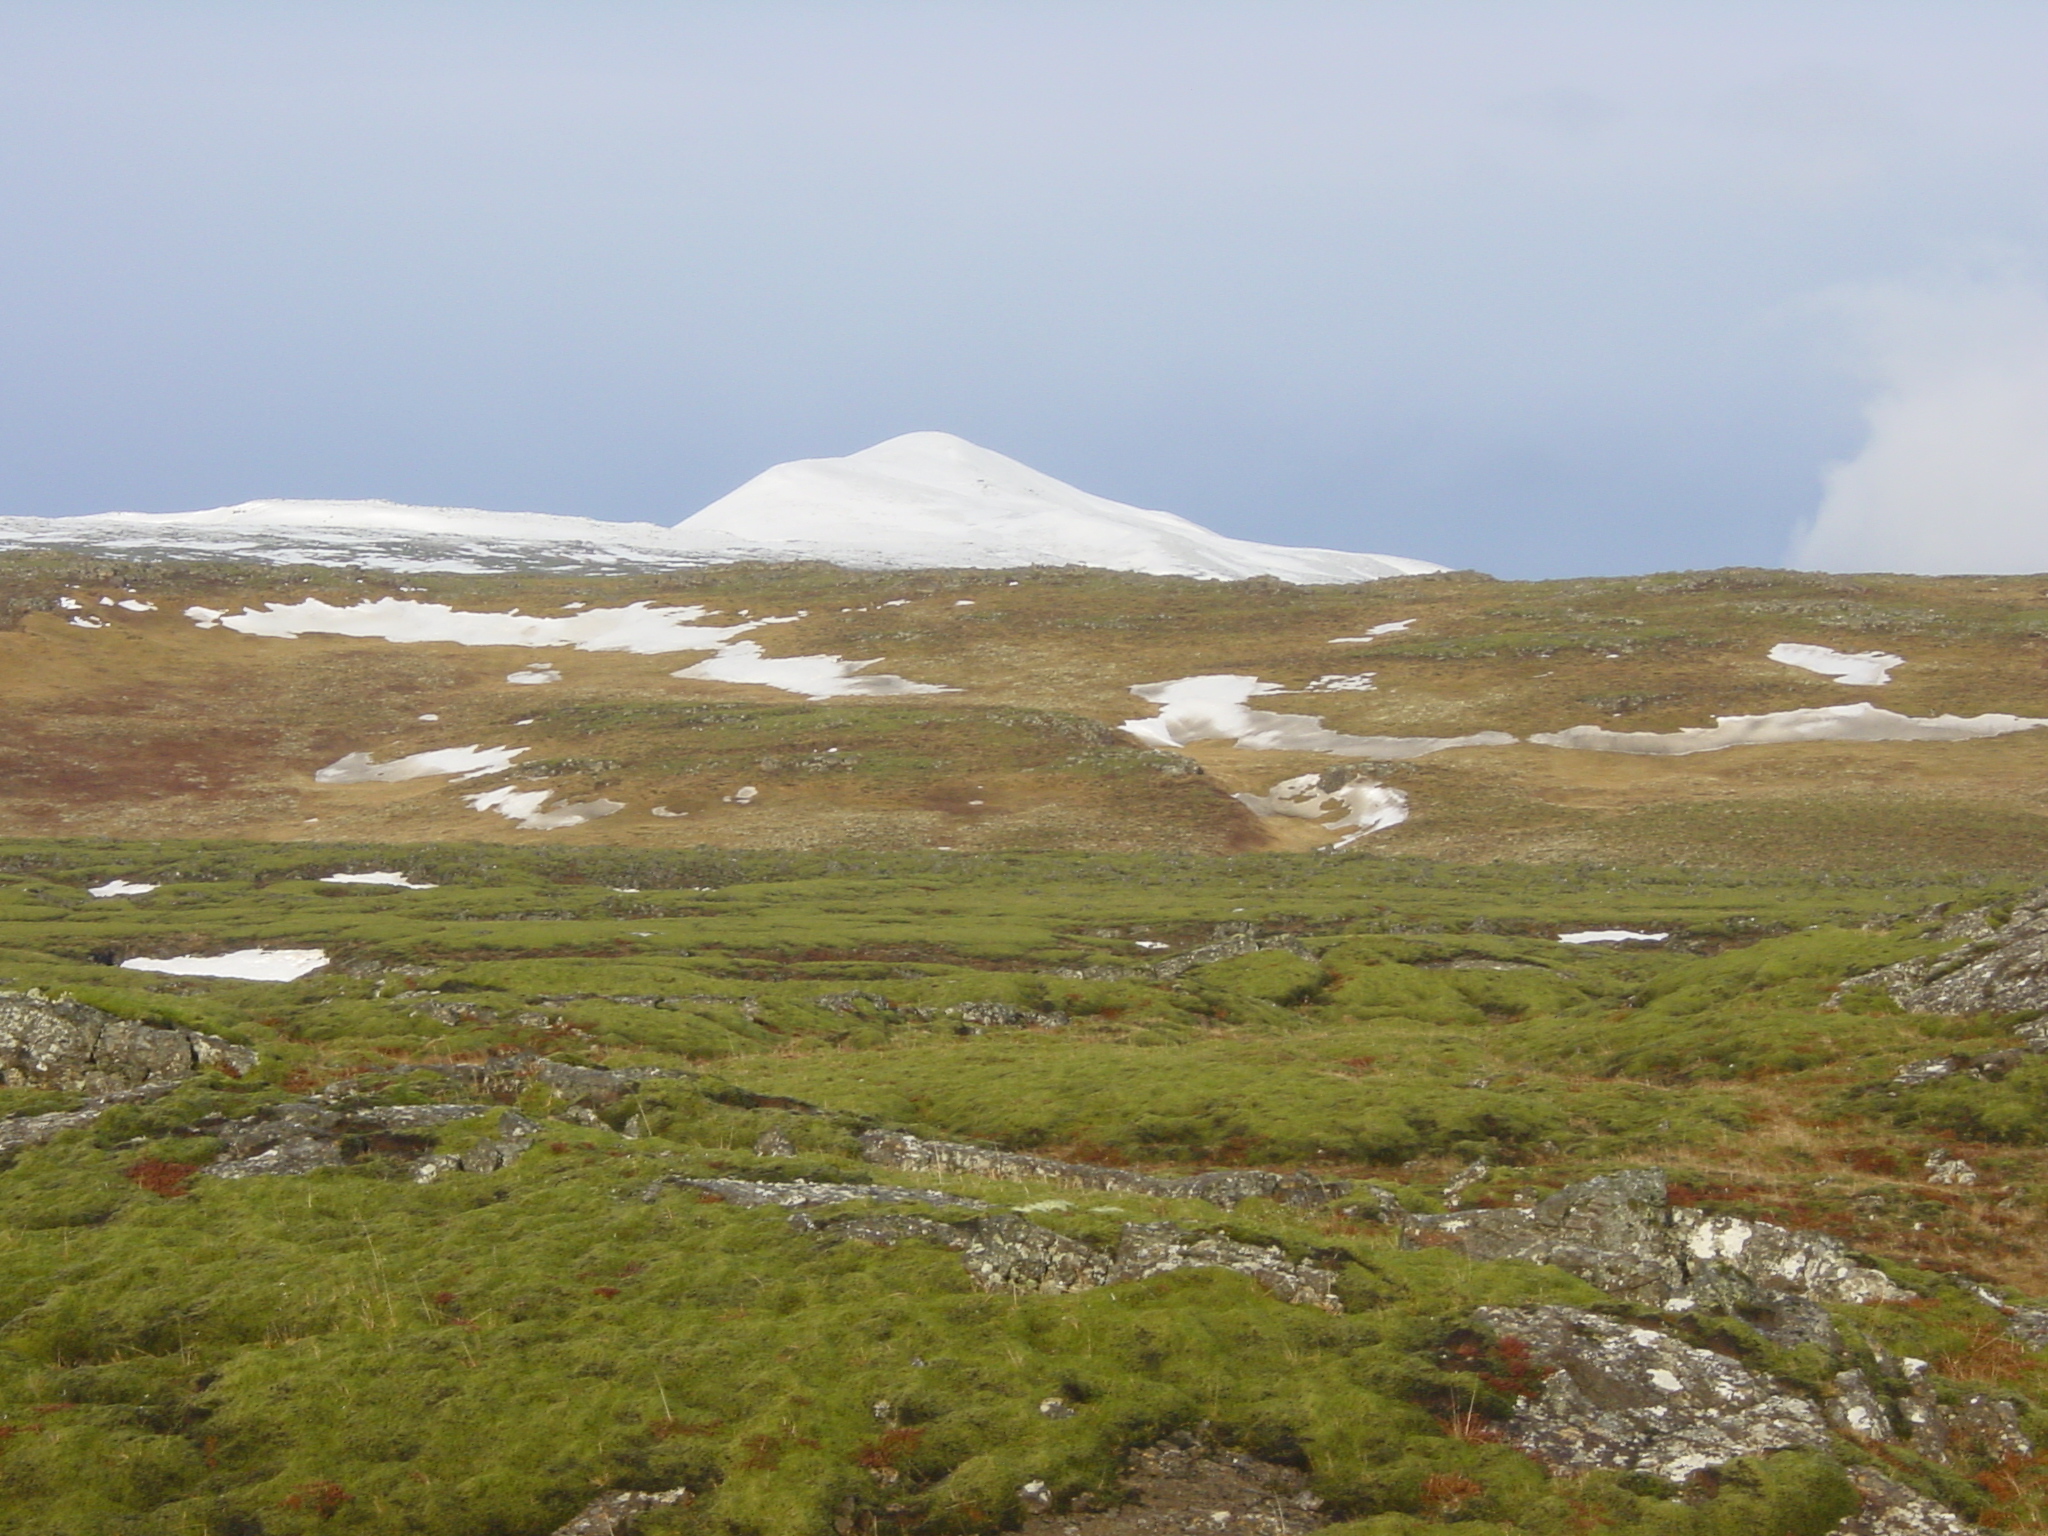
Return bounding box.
[506,666,560,685]
[116,598,155,612]
[57,596,81,610]
[196,597,767,655]
[1124,675,1513,759]
[320,872,438,889]
[88,879,158,898]
[1300,674,1377,693]
[1530,702,2048,756]
[1237,773,1410,846]
[122,948,329,981]
[1330,620,1416,643]
[650,806,688,818]
[725,785,759,805]
[1768,642,1905,686]
[465,786,625,831]
[1558,930,1669,945]
[69,616,105,629]
[315,745,525,784]
[672,642,951,699]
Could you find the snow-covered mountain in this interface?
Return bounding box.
[0,432,1443,584]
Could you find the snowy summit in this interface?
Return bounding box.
[0,432,1440,584]
[666,433,1441,583]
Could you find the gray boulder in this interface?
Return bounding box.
[548,1487,691,1536]
[0,989,255,1094]
[1856,892,2048,1026]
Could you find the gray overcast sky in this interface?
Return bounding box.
[3,2,2045,578]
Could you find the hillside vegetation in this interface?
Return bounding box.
[6,840,2048,1533]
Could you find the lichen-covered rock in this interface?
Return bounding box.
[1403,1169,1913,1321]
[859,1129,1348,1211]
[202,1101,502,1180]
[1472,1304,1832,1482]
[1825,1369,1894,1440]
[1840,1468,1986,1536]
[0,1103,107,1152]
[548,1486,691,1536]
[648,1177,982,1210]
[801,1200,1342,1310]
[0,989,255,1093]
[1856,891,2048,1026]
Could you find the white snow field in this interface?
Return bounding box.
[2,434,1442,584]
[671,433,1442,583]
[1530,702,2048,756]
[314,745,526,784]
[191,599,946,700]
[1558,930,1670,945]
[1235,773,1411,846]
[1768,643,1905,686]
[1123,675,1515,759]
[319,872,438,889]
[87,879,158,898]
[121,949,329,981]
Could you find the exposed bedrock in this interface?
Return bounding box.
[858,1129,1361,1213]
[1403,1168,1910,1339]
[0,988,256,1094]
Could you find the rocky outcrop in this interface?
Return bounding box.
[548,1487,691,1536]
[0,989,255,1093]
[1402,1170,1912,1331]
[1840,1468,1986,1536]
[645,1177,982,1210]
[1856,893,2048,1026]
[202,1102,534,1181]
[1473,1304,1833,1482]
[816,1206,1342,1312]
[859,1130,1350,1212]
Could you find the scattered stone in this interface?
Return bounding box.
[753,1124,798,1158]
[1402,1169,1914,1325]
[1473,1304,1832,1482]
[1016,1436,1325,1536]
[859,1130,1349,1212]
[548,1486,691,1536]
[1924,1149,1979,1186]
[1019,1480,1054,1513]
[0,989,255,1094]
[942,1000,1071,1030]
[1039,1396,1075,1419]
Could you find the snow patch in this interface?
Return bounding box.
[320,872,438,889]
[1236,773,1410,847]
[506,666,560,685]
[1530,702,2048,756]
[1768,642,1905,686]
[1558,929,1670,945]
[314,745,526,784]
[671,642,952,700]
[1123,675,1514,759]
[201,597,762,655]
[464,786,625,831]
[121,948,329,981]
[1299,674,1377,693]
[88,880,158,898]
[1330,619,1416,643]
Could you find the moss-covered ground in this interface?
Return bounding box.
[5,840,2048,1532]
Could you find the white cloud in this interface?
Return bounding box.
[1792,275,2048,573]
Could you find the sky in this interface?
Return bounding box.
[1,2,2045,580]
